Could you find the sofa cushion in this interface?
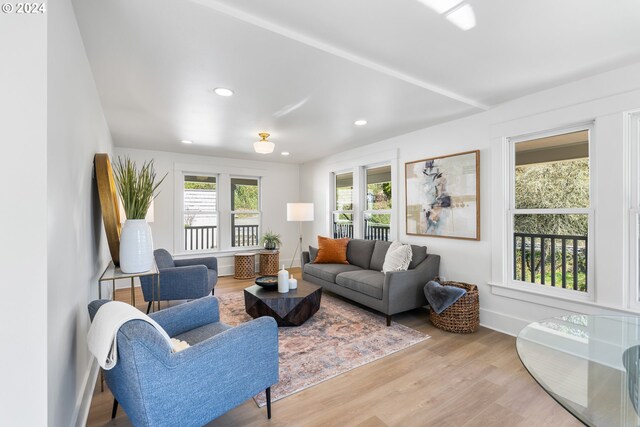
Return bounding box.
[304,263,362,283]
[315,236,350,264]
[369,241,392,272]
[346,239,376,269]
[382,241,412,273]
[409,245,428,269]
[308,246,318,263]
[336,270,384,300]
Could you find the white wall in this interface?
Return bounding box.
[114,147,301,281]
[300,63,640,336]
[0,8,48,426]
[47,0,114,425]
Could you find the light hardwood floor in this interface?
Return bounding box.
[86,271,581,427]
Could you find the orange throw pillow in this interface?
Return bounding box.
[314,236,350,264]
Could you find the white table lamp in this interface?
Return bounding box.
[287,203,314,268]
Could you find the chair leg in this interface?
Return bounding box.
[265,387,272,419]
[146,301,152,314]
[111,398,119,419]
[386,315,391,327]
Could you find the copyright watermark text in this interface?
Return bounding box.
[2,3,46,14]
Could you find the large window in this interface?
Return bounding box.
[509,126,592,294]
[331,164,393,241]
[183,175,217,251]
[364,165,391,241]
[231,177,260,247]
[333,172,354,238]
[630,112,640,305]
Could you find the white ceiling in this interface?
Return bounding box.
[72,0,640,163]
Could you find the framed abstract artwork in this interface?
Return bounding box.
[405,150,480,240]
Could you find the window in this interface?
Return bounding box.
[333,172,354,238]
[231,177,260,247]
[183,175,217,251]
[364,165,391,241]
[509,126,592,294]
[630,112,640,305]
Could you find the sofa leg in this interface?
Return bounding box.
[266,387,272,419]
[211,287,215,296]
[111,398,118,419]
[146,301,152,314]
[386,315,391,327]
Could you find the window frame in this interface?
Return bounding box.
[179,172,219,253]
[627,111,640,308]
[229,175,262,248]
[173,162,265,255]
[332,170,355,238]
[506,122,595,301]
[362,164,392,241]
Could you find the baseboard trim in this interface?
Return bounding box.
[479,307,531,337]
[73,358,100,427]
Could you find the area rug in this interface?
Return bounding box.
[217,291,430,407]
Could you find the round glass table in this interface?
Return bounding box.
[517,315,640,426]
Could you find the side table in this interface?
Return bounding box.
[259,250,280,276]
[234,253,257,279]
[98,261,160,312]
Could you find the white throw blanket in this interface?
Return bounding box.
[87,301,174,370]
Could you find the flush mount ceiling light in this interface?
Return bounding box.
[281,151,290,156]
[417,0,476,31]
[181,139,193,144]
[213,87,234,97]
[253,132,275,154]
[354,119,368,126]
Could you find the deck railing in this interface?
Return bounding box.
[514,232,588,291]
[232,225,259,247]
[332,221,390,241]
[364,222,390,241]
[333,222,354,239]
[184,225,259,250]
[184,225,217,250]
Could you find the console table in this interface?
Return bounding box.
[517,315,640,426]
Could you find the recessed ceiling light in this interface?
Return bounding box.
[181,140,193,144]
[213,87,234,97]
[354,119,368,126]
[281,151,290,156]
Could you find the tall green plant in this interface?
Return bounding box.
[113,157,167,220]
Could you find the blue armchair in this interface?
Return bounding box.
[88,296,279,426]
[140,249,218,313]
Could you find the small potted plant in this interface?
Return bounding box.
[261,230,282,250]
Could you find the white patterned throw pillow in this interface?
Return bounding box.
[382,241,413,273]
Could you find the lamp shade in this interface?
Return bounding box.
[287,203,314,222]
[254,132,275,154]
[253,140,275,154]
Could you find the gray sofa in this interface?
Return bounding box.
[302,239,440,326]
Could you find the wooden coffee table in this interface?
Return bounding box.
[244,281,322,327]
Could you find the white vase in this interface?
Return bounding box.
[119,219,154,273]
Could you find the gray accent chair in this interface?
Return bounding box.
[140,249,218,313]
[302,239,440,325]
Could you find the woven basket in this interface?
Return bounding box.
[429,280,479,334]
